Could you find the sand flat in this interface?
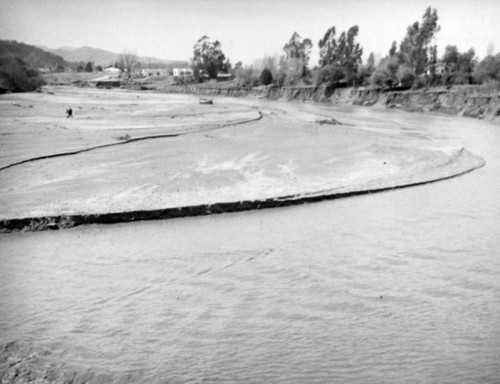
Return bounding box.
[0,86,484,223]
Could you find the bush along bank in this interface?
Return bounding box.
[0,56,46,93]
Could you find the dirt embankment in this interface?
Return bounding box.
[381,88,500,119]
[150,82,500,120]
[62,72,500,120]
[325,87,500,120]
[268,86,500,120]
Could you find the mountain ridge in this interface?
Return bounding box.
[1,39,189,71]
[47,46,188,68]
[0,40,70,70]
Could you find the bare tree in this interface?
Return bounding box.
[120,50,139,78]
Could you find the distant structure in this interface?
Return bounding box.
[37,67,51,74]
[435,62,446,76]
[103,67,122,75]
[89,76,122,88]
[427,62,446,77]
[173,68,194,77]
[216,72,233,81]
[141,68,168,77]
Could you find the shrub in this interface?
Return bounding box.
[259,68,273,85]
[234,66,259,87]
[316,64,347,85]
[479,78,500,91]
[370,69,390,87]
[369,56,402,88]
[278,57,311,86]
[0,56,45,92]
[412,76,428,89]
[173,75,194,85]
[357,64,375,86]
[275,71,287,87]
[397,66,416,88]
[473,54,500,84]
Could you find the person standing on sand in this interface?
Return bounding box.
[66,107,73,118]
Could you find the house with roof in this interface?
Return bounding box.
[141,68,168,77]
[104,67,122,75]
[173,68,194,77]
[435,62,446,76]
[216,72,233,81]
[427,62,446,76]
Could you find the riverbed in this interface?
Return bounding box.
[1,89,499,383]
[0,88,484,228]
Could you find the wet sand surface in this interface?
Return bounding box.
[0,87,484,224]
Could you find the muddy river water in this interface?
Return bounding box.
[1,102,500,383]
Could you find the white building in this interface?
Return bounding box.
[141,68,168,77]
[104,67,122,75]
[173,68,194,77]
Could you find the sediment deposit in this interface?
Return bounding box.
[0,87,485,232]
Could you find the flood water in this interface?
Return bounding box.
[1,106,500,383]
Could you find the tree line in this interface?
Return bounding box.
[191,6,500,89]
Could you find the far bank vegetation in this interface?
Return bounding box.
[196,6,499,91]
[1,6,500,93]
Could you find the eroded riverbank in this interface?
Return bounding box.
[137,81,500,121]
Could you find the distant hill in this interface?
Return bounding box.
[49,46,120,67]
[48,46,188,69]
[0,40,71,70]
[0,39,189,78]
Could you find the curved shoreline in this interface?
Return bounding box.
[0,88,489,233]
[0,111,263,172]
[0,157,485,233]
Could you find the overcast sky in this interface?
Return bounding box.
[0,0,499,65]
